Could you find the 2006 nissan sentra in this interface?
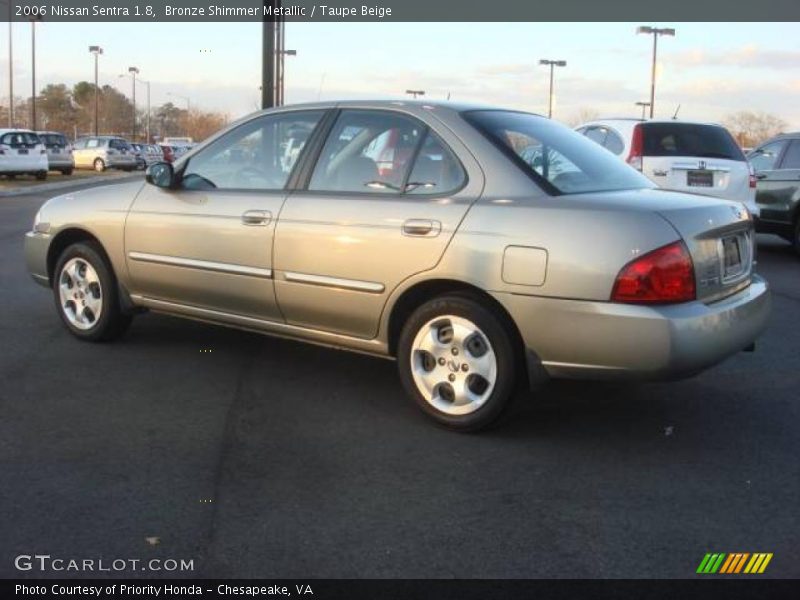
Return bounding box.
[24,101,770,431]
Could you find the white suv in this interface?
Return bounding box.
[575,119,758,215]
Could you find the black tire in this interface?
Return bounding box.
[397,293,518,432]
[61,168,73,176]
[93,158,105,172]
[52,241,132,342]
[35,171,47,181]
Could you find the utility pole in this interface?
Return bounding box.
[30,20,36,130]
[128,66,139,140]
[262,1,277,109]
[89,46,103,135]
[7,5,13,127]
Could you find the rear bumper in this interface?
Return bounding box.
[47,158,74,169]
[495,275,770,381]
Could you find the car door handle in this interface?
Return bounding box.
[241,210,272,226]
[755,173,768,180]
[402,219,441,237]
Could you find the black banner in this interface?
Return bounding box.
[4,579,800,600]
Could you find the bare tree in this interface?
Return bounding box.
[723,111,788,148]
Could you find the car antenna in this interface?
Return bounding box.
[672,104,681,120]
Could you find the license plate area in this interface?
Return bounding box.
[687,170,713,187]
[720,233,749,283]
[18,148,28,155]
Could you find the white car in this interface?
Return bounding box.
[0,129,49,180]
[575,119,758,215]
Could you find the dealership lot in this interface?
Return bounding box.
[1,184,798,578]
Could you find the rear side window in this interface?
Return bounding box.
[779,140,800,169]
[309,110,424,194]
[642,123,744,161]
[405,132,465,195]
[604,129,625,155]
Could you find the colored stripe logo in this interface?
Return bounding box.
[696,553,773,574]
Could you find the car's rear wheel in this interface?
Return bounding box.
[397,294,517,431]
[35,171,47,181]
[61,168,73,176]
[93,158,105,172]
[53,242,131,342]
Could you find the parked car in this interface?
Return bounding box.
[575,119,758,216]
[37,131,74,175]
[0,129,48,180]
[24,101,770,431]
[130,143,162,170]
[747,132,800,255]
[72,136,137,172]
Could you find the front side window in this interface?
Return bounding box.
[309,110,423,194]
[181,110,324,191]
[466,110,652,195]
[749,141,785,172]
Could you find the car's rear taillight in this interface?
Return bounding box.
[611,241,696,304]
[627,123,643,171]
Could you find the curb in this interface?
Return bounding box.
[0,172,144,197]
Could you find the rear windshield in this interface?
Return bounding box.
[642,123,744,161]
[39,134,67,147]
[1,132,41,147]
[464,110,653,195]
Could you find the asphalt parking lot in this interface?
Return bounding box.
[1,183,798,579]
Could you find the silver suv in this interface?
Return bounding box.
[72,136,137,172]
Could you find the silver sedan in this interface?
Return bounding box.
[24,101,770,431]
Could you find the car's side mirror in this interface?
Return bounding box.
[145,162,176,189]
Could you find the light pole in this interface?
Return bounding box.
[127,66,139,141]
[89,46,103,135]
[30,19,37,130]
[635,101,651,120]
[539,59,566,119]
[636,26,675,119]
[405,90,425,99]
[120,73,150,142]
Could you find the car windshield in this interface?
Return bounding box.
[642,123,744,160]
[39,134,67,147]
[464,110,653,195]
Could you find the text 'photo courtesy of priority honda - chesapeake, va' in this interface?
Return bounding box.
[1,1,798,599]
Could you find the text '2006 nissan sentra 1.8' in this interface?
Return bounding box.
[24,101,770,431]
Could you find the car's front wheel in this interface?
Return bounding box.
[53,242,131,342]
[397,294,517,432]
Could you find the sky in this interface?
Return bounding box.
[2,21,799,128]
